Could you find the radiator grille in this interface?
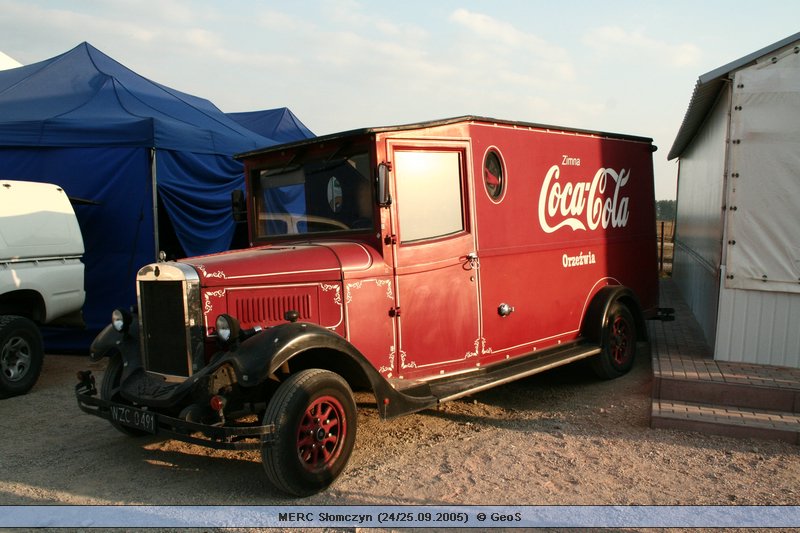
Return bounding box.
[140,280,190,377]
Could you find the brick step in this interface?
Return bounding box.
[651,399,800,444]
[654,374,800,414]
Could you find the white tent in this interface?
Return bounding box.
[0,51,22,70]
[669,33,800,368]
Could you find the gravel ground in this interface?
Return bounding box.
[2,351,799,531]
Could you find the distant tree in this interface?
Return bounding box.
[656,200,676,221]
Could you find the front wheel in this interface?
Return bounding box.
[0,315,44,399]
[591,302,637,380]
[261,369,357,496]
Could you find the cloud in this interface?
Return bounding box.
[320,0,427,41]
[277,7,584,129]
[584,26,701,68]
[254,9,310,32]
[0,1,610,133]
[449,8,575,83]
[450,9,562,56]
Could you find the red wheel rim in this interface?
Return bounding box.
[610,315,633,365]
[296,395,347,472]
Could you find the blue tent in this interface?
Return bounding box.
[227,108,314,144]
[0,42,311,350]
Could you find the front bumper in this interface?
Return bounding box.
[75,372,274,450]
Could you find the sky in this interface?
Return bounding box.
[1,0,799,199]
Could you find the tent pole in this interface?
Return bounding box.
[151,148,160,261]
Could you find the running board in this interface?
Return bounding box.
[426,344,601,404]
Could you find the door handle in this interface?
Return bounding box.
[466,252,479,270]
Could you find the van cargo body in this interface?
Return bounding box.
[76,116,659,496]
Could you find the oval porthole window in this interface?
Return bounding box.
[483,149,504,200]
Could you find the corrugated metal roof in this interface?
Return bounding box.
[668,32,800,160]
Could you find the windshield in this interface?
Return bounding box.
[252,152,373,238]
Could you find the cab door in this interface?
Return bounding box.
[386,141,481,380]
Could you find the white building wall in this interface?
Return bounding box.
[673,88,730,349]
[724,45,800,294]
[713,45,800,369]
[716,268,800,367]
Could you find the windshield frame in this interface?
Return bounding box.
[246,137,377,245]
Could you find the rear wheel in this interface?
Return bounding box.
[591,302,637,379]
[101,354,148,436]
[261,369,357,496]
[0,315,44,399]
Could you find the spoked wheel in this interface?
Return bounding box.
[297,395,348,471]
[262,369,357,496]
[591,302,637,379]
[0,316,44,399]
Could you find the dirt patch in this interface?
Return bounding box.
[2,352,798,526]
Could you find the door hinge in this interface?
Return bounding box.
[389,307,401,318]
[384,234,397,245]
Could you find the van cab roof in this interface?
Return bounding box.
[235,115,654,160]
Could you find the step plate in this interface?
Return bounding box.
[429,344,601,404]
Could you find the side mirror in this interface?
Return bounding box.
[231,189,247,223]
[377,163,392,207]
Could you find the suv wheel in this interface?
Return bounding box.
[0,315,44,399]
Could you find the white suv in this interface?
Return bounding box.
[0,180,85,398]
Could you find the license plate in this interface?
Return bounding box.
[109,404,157,434]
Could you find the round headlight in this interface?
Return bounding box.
[112,308,132,333]
[215,314,240,343]
[216,315,231,341]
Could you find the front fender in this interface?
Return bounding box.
[229,322,363,382]
[89,321,143,381]
[219,322,436,418]
[89,319,142,359]
[90,323,121,361]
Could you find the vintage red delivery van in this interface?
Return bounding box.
[76,116,659,496]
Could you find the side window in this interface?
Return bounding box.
[394,150,464,243]
[483,148,505,201]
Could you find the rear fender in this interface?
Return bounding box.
[581,286,647,343]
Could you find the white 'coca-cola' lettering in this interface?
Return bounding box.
[538,165,630,233]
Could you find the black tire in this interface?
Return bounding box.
[261,369,357,496]
[0,315,44,399]
[101,354,148,437]
[591,302,637,380]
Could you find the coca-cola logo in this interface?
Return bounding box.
[538,165,630,233]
